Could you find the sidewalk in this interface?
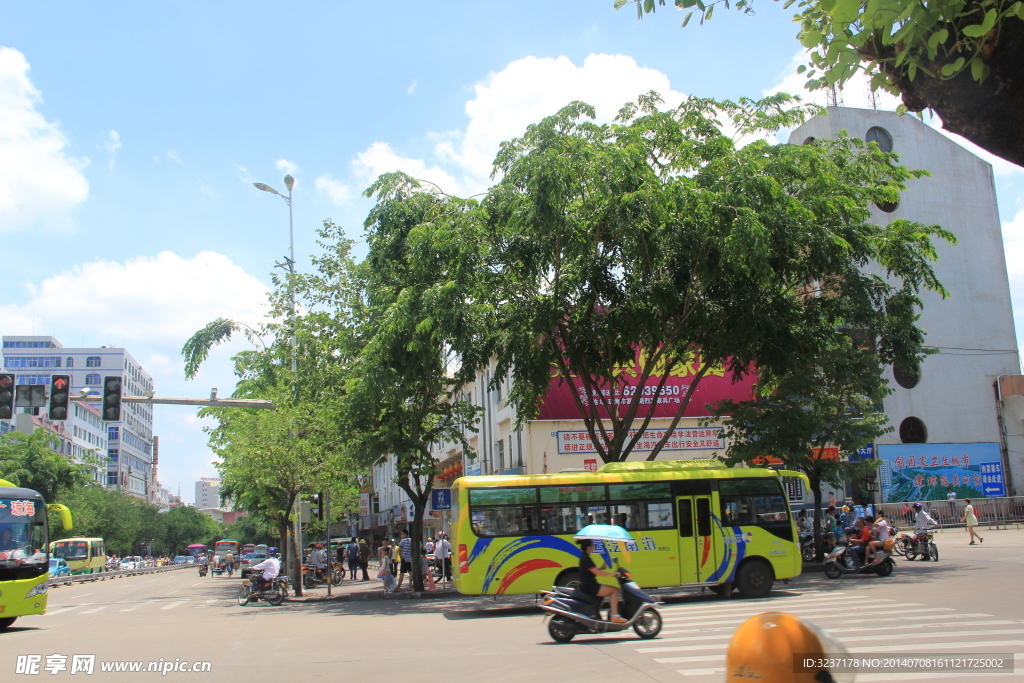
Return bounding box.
[290,566,459,603]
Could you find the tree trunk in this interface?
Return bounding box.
[890,20,1024,167]
[410,497,427,592]
[290,517,304,597]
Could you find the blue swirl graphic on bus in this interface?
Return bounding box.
[480,536,580,593]
[468,538,493,568]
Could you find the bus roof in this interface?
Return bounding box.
[0,483,46,502]
[455,461,785,488]
[53,537,103,542]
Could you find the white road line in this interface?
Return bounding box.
[636,620,1018,645]
[658,594,852,614]
[840,629,1024,643]
[640,631,1024,654]
[161,601,187,610]
[662,603,926,624]
[146,580,156,583]
[677,668,723,677]
[168,589,181,594]
[79,606,107,614]
[194,599,218,608]
[45,604,92,617]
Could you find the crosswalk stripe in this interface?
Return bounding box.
[160,601,187,610]
[840,629,1024,643]
[658,594,851,614]
[662,602,927,624]
[79,606,107,614]
[676,668,723,677]
[655,640,1024,664]
[46,604,91,617]
[636,620,1017,645]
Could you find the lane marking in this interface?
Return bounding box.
[662,602,922,623]
[677,669,723,677]
[655,640,1024,663]
[637,620,1017,645]
[637,612,996,638]
[45,604,92,617]
[161,601,187,610]
[79,606,108,614]
[194,599,218,608]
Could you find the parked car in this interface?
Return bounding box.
[239,553,267,579]
[49,557,72,578]
[119,560,136,570]
[172,555,189,565]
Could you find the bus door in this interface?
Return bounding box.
[676,496,718,584]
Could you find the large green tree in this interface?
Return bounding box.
[0,429,98,502]
[478,93,952,464]
[623,0,1024,166]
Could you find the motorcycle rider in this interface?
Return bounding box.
[197,554,209,575]
[224,549,235,574]
[866,512,890,563]
[308,543,328,582]
[577,538,627,624]
[846,518,872,567]
[912,502,937,560]
[250,553,281,594]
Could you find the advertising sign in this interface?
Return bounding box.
[877,443,1005,502]
[556,427,724,454]
[431,488,452,511]
[583,459,598,473]
[465,461,482,477]
[358,492,370,517]
[537,351,756,420]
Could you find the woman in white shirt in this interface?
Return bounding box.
[960,498,984,545]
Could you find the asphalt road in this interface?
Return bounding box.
[2,529,1023,682]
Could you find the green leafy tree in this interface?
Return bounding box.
[479,93,952,465]
[622,0,1024,166]
[336,174,489,592]
[163,505,224,555]
[0,429,98,502]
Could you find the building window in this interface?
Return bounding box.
[86,356,102,368]
[899,417,927,444]
[106,472,118,486]
[893,364,921,389]
[108,426,119,441]
[802,136,816,145]
[876,198,899,213]
[866,126,893,153]
[4,356,61,368]
[497,439,505,471]
[108,449,119,462]
[2,341,55,348]
[16,375,50,385]
[66,357,74,368]
[85,374,101,386]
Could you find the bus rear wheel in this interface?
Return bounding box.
[0,617,17,630]
[554,570,581,590]
[735,560,773,599]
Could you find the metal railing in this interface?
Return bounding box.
[875,496,1024,530]
[48,562,193,587]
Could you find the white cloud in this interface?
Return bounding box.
[407,79,418,95]
[0,46,89,232]
[167,149,182,163]
[314,173,352,205]
[1003,210,1024,359]
[104,130,121,169]
[235,164,253,184]
[347,54,686,198]
[275,158,298,175]
[198,181,218,199]
[0,251,269,346]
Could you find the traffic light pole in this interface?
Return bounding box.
[71,395,276,409]
[325,490,331,598]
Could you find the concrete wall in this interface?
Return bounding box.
[789,108,1022,493]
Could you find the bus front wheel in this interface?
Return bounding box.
[0,617,17,630]
[735,560,773,599]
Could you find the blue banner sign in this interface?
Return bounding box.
[877,443,1004,502]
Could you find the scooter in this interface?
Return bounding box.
[905,527,939,562]
[198,563,208,577]
[823,540,895,579]
[539,565,663,643]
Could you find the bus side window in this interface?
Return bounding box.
[721,497,754,526]
[677,499,693,537]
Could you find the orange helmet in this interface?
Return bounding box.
[725,612,853,683]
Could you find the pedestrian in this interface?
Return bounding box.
[358,538,371,581]
[396,529,413,591]
[946,487,958,518]
[960,498,984,545]
[377,538,394,592]
[434,531,452,582]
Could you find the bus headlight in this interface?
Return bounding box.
[26,582,49,598]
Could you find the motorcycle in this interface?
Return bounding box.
[212,560,235,577]
[539,565,663,643]
[302,563,342,589]
[801,531,836,562]
[198,563,208,577]
[237,574,289,607]
[823,540,895,579]
[905,528,939,562]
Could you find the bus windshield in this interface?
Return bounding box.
[0,496,48,570]
[52,540,89,561]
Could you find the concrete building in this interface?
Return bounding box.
[789,108,1022,500]
[195,477,222,510]
[2,336,157,501]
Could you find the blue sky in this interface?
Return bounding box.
[1,2,1022,503]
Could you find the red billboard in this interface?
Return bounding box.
[536,351,757,420]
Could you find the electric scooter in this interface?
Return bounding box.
[823,540,895,579]
[539,565,663,643]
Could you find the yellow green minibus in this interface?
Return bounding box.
[0,478,73,630]
[50,538,105,574]
[451,460,806,599]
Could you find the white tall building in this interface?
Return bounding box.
[195,477,222,509]
[1,336,157,501]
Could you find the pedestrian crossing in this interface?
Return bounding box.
[50,597,235,616]
[596,586,1024,681]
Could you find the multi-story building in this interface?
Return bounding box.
[1,336,157,501]
[195,477,222,509]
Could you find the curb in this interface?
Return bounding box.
[290,589,460,603]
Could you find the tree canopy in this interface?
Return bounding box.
[622,0,1024,166]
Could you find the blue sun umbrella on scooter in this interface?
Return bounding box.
[574,524,634,542]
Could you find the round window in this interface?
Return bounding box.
[899,417,927,444]
[876,198,899,213]
[803,137,816,145]
[866,126,893,152]
[893,364,920,389]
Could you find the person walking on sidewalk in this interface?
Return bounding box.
[358,539,371,581]
[434,532,452,582]
[346,537,360,580]
[378,538,395,593]
[961,498,984,545]
[396,529,413,591]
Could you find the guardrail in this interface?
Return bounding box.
[876,496,1024,531]
[48,562,194,587]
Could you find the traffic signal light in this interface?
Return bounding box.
[102,376,122,421]
[0,374,14,420]
[310,492,324,520]
[49,375,70,421]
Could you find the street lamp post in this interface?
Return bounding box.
[254,174,303,596]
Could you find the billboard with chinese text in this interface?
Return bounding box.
[877,443,1004,502]
[536,351,757,420]
[556,427,724,454]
